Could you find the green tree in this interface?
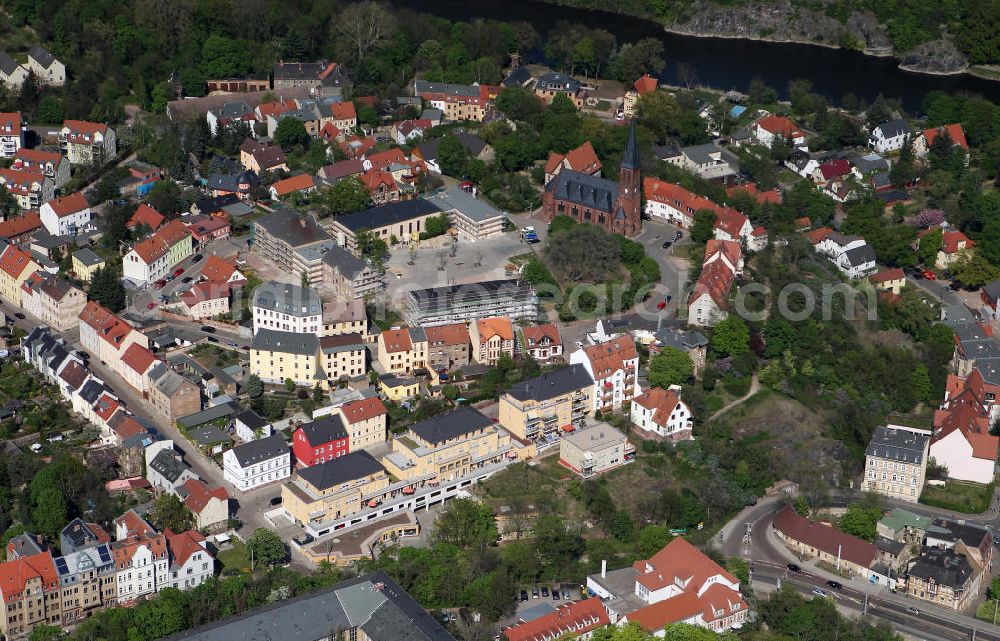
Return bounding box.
[421,213,452,239]
[28,625,64,641]
[324,177,370,215]
[433,498,498,548]
[637,525,673,557]
[146,180,183,216]
[912,364,932,404]
[839,502,883,541]
[436,135,469,176]
[918,227,943,265]
[274,118,310,150]
[711,316,749,358]
[247,528,285,567]
[89,265,127,312]
[31,485,67,543]
[356,229,389,269]
[149,493,194,533]
[547,215,577,236]
[245,374,264,398]
[613,38,666,83]
[495,86,542,121]
[521,258,559,296]
[635,91,680,144]
[648,347,694,388]
[951,251,1000,287]
[690,210,717,244]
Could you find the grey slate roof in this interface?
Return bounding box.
[297,414,349,447]
[502,66,531,87]
[252,281,322,317]
[72,247,103,267]
[409,407,493,445]
[506,365,593,403]
[334,199,441,233]
[0,52,21,77]
[417,133,488,163]
[149,449,189,483]
[424,187,502,223]
[865,425,927,464]
[413,79,480,98]
[844,244,876,267]
[176,401,241,429]
[536,72,581,93]
[874,119,914,139]
[547,169,619,214]
[28,45,57,69]
[906,548,974,590]
[681,143,723,165]
[251,328,319,356]
[230,433,288,467]
[254,207,330,247]
[656,328,709,351]
[212,102,253,119]
[322,244,370,278]
[188,425,232,447]
[297,450,384,490]
[234,409,268,430]
[621,121,640,171]
[983,280,1000,302]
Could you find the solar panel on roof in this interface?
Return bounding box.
[97,546,112,563]
[54,557,69,574]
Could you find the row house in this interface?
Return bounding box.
[424,323,471,371]
[292,414,350,467]
[687,239,742,327]
[337,396,388,451]
[178,282,230,320]
[377,326,428,375]
[119,343,159,396]
[321,297,367,338]
[26,47,64,86]
[60,120,117,166]
[630,385,694,441]
[0,168,52,210]
[570,336,640,412]
[78,301,150,382]
[249,329,323,387]
[239,138,288,175]
[122,219,193,286]
[11,149,70,189]
[0,242,40,305]
[320,333,367,382]
[499,365,594,449]
[773,505,876,579]
[19,271,87,332]
[39,192,91,237]
[222,433,291,492]
[382,407,512,485]
[0,551,64,638]
[163,530,214,591]
[0,212,41,244]
[861,424,930,503]
[0,111,23,158]
[413,80,497,122]
[469,316,515,366]
[69,248,104,281]
[504,598,609,641]
[521,323,563,364]
[587,537,748,634]
[0,54,28,90]
[147,363,202,422]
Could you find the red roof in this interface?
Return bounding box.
[688,240,741,310]
[634,537,738,592]
[329,101,356,121]
[14,148,62,169]
[941,229,974,255]
[271,173,315,197]
[79,300,136,350]
[0,244,35,281]
[0,112,22,137]
[127,204,165,231]
[44,192,88,217]
[804,227,833,245]
[582,335,638,378]
[726,182,781,205]
[423,323,470,348]
[714,207,749,239]
[0,212,41,239]
[320,122,341,141]
[633,74,658,95]
[933,370,1000,460]
[633,386,683,427]
[180,281,230,307]
[476,317,514,342]
[756,114,803,139]
[869,267,905,284]
[503,598,609,641]
[545,141,602,176]
[256,99,297,120]
[773,504,876,567]
[130,219,190,264]
[923,123,968,150]
[94,393,121,422]
[523,323,561,347]
[0,552,58,603]
[360,169,397,193]
[61,119,109,145]
[200,255,243,284]
[340,397,388,424]
[180,478,229,514]
[121,343,158,375]
[818,159,852,180]
[112,533,167,566]
[381,328,414,353]
[115,510,154,539]
[110,412,148,441]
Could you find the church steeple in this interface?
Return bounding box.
[616,121,642,236]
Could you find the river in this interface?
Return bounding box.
[389,0,1000,112]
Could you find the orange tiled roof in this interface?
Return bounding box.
[424,322,469,347]
[634,386,683,427]
[544,142,602,177]
[340,397,388,424]
[329,101,356,121]
[923,123,968,150]
[166,530,209,568]
[127,204,165,231]
[130,218,190,264]
[44,192,88,217]
[0,212,41,239]
[180,478,229,514]
[112,533,167,565]
[933,370,1000,461]
[633,74,658,95]
[0,552,58,603]
[503,597,609,641]
[0,112,22,137]
[804,226,833,245]
[180,281,229,307]
[756,114,803,139]
[360,169,396,193]
[0,243,36,281]
[941,229,974,255]
[381,328,415,353]
[271,173,315,197]
[121,343,157,375]
[476,317,514,342]
[61,119,108,145]
[582,335,638,378]
[78,300,135,350]
[726,182,781,205]
[713,206,749,239]
[114,510,154,539]
[200,255,242,284]
[869,267,905,284]
[523,323,561,347]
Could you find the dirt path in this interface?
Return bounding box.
[709,374,760,421]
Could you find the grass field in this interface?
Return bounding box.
[920,480,995,514]
[217,541,250,573]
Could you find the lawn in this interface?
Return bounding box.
[217,541,250,573]
[920,480,995,514]
[190,343,241,369]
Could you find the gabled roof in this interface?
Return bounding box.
[200,255,242,284]
[633,74,658,94]
[166,529,209,569]
[423,322,469,348]
[522,323,561,347]
[941,229,974,255]
[271,173,316,197]
[475,317,514,342]
[229,433,288,467]
[250,328,319,356]
[43,192,88,218]
[547,170,618,214]
[873,118,913,139]
[773,504,876,567]
[0,242,36,281]
[544,141,602,176]
[381,327,414,353]
[127,204,165,231]
[756,115,803,139]
[506,364,593,403]
[818,159,851,180]
[121,343,158,376]
[297,450,385,490]
[633,537,738,592]
[340,397,387,424]
[713,207,749,238]
[932,371,1000,461]
[329,101,356,121]
[296,414,349,447]
[922,123,968,150]
[581,336,638,377]
[0,552,58,602]
[633,387,684,427]
[27,46,58,69]
[504,597,609,641]
[0,212,41,239]
[130,219,190,265]
[870,267,905,284]
[180,478,229,514]
[409,407,493,445]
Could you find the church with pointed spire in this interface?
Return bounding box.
[542,121,642,237]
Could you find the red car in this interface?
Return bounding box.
[154,279,167,289]
[146,302,157,309]
[656,300,667,310]
[174,267,185,276]
[922,269,937,280]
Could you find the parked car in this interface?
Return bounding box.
[192,254,203,263]
[662,240,672,249]
[146,302,156,310]
[201,326,216,333]
[13,312,24,320]
[174,267,185,276]
[905,607,919,616]
[787,563,801,573]
[75,351,89,359]
[922,269,937,280]
[165,274,176,282]
[656,299,667,310]
[826,580,843,590]
[811,588,827,597]
[531,587,539,599]
[520,590,529,601]
[675,231,683,239]
[541,587,549,597]
[269,496,282,506]
[154,279,167,289]
[182,276,193,283]
[207,336,219,343]
[552,587,560,600]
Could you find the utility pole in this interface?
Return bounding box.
[863,593,868,615]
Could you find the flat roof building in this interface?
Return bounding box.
[403,279,537,327]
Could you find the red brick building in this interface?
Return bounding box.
[542,122,641,237]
